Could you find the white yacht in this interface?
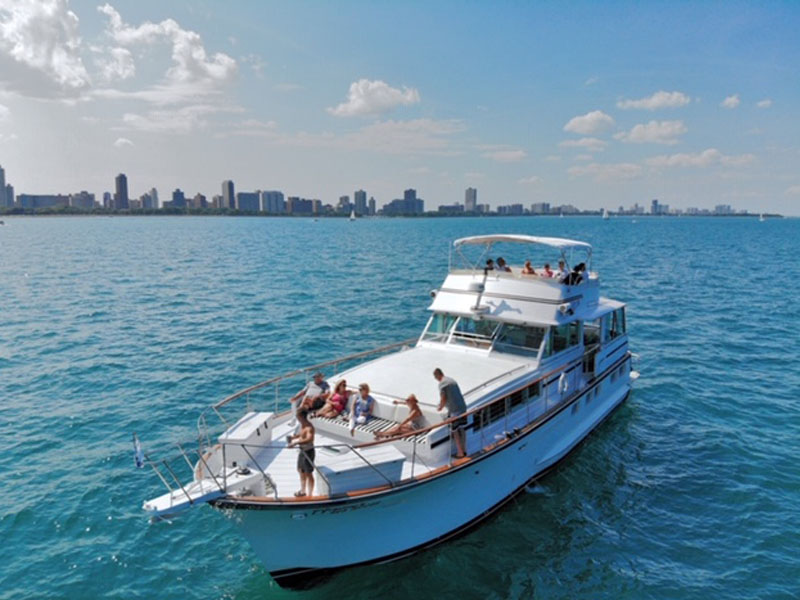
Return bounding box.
[142,234,636,588]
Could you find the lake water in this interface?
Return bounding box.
[1,215,797,599]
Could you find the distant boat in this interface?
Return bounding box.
[602,209,609,220]
[349,209,356,221]
[559,213,564,219]
[759,213,765,222]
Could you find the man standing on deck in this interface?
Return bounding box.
[433,368,467,459]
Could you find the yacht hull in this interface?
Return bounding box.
[216,369,631,588]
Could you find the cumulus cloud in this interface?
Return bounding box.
[0,0,91,94]
[113,136,133,147]
[518,175,542,184]
[645,148,756,168]
[721,94,740,109]
[97,3,236,101]
[327,79,420,117]
[558,137,607,151]
[95,46,134,81]
[563,110,615,135]
[568,162,642,181]
[756,98,772,109]
[617,90,690,110]
[613,120,687,145]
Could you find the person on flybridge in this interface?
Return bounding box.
[433,368,467,459]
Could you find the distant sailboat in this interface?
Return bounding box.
[759,213,765,222]
[602,208,609,220]
[349,209,356,221]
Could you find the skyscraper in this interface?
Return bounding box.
[171,188,186,208]
[354,189,367,215]
[465,187,477,212]
[260,190,285,213]
[150,187,159,209]
[0,164,6,207]
[114,173,129,209]
[368,196,376,216]
[222,180,235,209]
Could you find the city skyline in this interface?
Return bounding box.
[0,3,799,214]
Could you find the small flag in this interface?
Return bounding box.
[133,433,145,468]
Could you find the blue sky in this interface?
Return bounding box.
[0,0,798,213]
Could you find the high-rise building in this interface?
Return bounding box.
[18,194,69,209]
[368,196,376,216]
[531,202,550,214]
[260,190,285,213]
[69,191,95,209]
[103,192,112,209]
[236,191,260,212]
[114,173,129,209]
[222,180,235,209]
[150,188,159,209]
[651,199,660,215]
[0,164,6,207]
[171,188,186,208]
[211,194,223,209]
[354,189,367,215]
[193,193,207,209]
[465,187,477,212]
[5,184,14,208]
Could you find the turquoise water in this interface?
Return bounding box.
[1,216,797,599]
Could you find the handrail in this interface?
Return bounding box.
[213,337,417,410]
[354,358,575,451]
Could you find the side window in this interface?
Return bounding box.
[552,324,570,352]
[569,321,581,347]
[423,313,456,341]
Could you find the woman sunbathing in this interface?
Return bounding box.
[317,379,350,418]
[375,394,424,439]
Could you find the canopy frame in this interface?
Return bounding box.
[450,234,592,273]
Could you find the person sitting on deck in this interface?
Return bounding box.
[496,257,512,272]
[485,258,495,271]
[317,379,350,419]
[353,383,375,425]
[542,263,554,278]
[555,260,569,282]
[374,394,424,439]
[521,260,536,275]
[290,371,330,419]
[286,409,315,497]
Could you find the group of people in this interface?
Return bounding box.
[485,257,588,285]
[285,368,468,497]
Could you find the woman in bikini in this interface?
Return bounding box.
[375,394,424,439]
[317,379,350,418]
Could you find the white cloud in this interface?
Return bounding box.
[563,110,615,135]
[98,3,236,100]
[645,148,756,168]
[558,137,607,151]
[327,79,420,117]
[785,185,800,196]
[568,162,642,181]
[121,104,243,134]
[483,149,526,162]
[518,175,542,184]
[113,136,133,147]
[613,120,687,145]
[721,94,740,109]
[0,102,8,120]
[0,0,91,93]
[584,76,598,86]
[240,53,265,78]
[95,47,134,82]
[617,90,690,110]
[756,98,772,109]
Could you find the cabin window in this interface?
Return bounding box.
[450,316,501,348]
[584,318,601,346]
[423,313,457,341]
[603,308,626,342]
[494,324,546,357]
[527,381,541,398]
[547,321,582,355]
